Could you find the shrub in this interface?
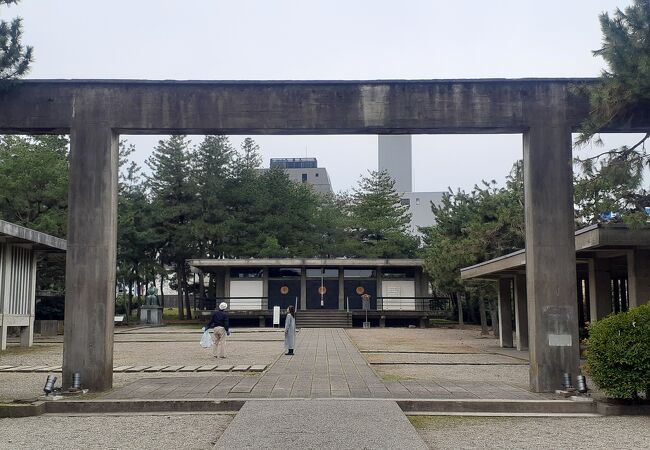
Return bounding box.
[586,303,650,399]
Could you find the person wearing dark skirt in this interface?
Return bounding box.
[284,305,296,355]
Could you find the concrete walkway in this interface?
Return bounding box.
[213,399,428,450]
[104,328,549,400]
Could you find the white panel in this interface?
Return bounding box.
[381,280,416,311]
[229,280,263,310]
[8,247,31,316]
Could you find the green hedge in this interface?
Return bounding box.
[586,303,650,399]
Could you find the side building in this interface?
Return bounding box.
[258,157,333,195]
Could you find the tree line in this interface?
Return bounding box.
[0,134,418,319]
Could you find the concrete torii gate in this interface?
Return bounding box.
[0,79,647,392]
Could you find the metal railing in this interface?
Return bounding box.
[200,296,269,311]
[375,297,453,312]
[198,296,452,312]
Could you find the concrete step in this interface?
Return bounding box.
[397,399,598,415]
[295,311,352,327]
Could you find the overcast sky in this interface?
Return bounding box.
[5,0,640,193]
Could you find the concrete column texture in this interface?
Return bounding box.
[523,123,579,393]
[23,251,37,348]
[0,243,11,351]
[514,274,529,351]
[338,267,345,310]
[300,268,307,310]
[497,278,514,348]
[627,249,650,308]
[588,258,611,322]
[262,267,269,301]
[63,118,119,391]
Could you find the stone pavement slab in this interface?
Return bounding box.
[213,399,427,450]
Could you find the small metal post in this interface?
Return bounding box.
[72,372,81,390]
[43,375,57,395]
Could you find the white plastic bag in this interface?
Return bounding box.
[200,330,212,348]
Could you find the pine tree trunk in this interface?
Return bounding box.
[181,265,192,319]
[184,283,193,320]
[490,299,499,338]
[176,269,185,320]
[136,278,142,319]
[159,274,165,308]
[127,283,133,323]
[456,292,464,328]
[479,297,489,335]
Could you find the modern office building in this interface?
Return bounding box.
[378,135,444,234]
[261,157,333,194]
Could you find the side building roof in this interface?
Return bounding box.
[0,220,66,252]
[460,223,650,280]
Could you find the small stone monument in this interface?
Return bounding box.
[361,293,371,328]
[140,286,163,325]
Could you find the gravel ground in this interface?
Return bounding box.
[364,353,525,365]
[0,413,233,449]
[347,326,506,353]
[347,327,531,387]
[374,364,530,386]
[409,416,650,450]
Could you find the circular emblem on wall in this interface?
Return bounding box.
[318,286,327,295]
[355,286,365,295]
[280,286,289,295]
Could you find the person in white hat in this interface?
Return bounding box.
[203,302,230,358]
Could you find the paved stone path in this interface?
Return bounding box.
[213,399,428,450]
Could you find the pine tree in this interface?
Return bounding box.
[574,0,650,224]
[0,135,68,236]
[192,135,236,259]
[0,0,33,80]
[146,135,196,319]
[234,137,263,175]
[117,141,158,321]
[348,170,417,258]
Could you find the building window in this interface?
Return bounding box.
[269,267,301,278]
[302,173,308,182]
[344,269,376,278]
[400,198,410,206]
[306,268,339,278]
[381,268,416,278]
[230,268,263,278]
[416,198,420,205]
[315,173,319,177]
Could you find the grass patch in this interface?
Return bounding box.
[0,344,58,355]
[408,415,493,428]
[429,319,458,325]
[380,373,411,382]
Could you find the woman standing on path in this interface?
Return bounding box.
[284,305,296,355]
[203,302,230,358]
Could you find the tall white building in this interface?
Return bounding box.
[378,135,443,235]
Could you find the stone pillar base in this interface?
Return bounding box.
[140,306,163,325]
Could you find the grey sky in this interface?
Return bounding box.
[5,0,640,192]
